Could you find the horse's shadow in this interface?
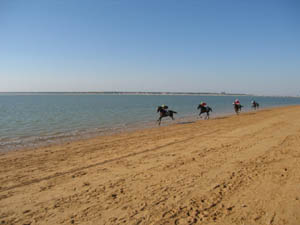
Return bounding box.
[176,121,195,125]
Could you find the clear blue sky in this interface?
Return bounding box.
[1,0,299,95]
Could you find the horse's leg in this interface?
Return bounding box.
[199,112,203,118]
[158,116,162,125]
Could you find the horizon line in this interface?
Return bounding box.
[0,91,248,94]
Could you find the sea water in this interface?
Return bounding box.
[1,94,300,151]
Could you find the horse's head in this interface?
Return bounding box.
[157,106,162,113]
[197,104,201,110]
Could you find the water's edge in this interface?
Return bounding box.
[0,106,283,153]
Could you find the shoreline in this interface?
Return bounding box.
[1,92,299,98]
[0,105,295,154]
[0,92,249,96]
[0,107,257,154]
[0,111,226,155]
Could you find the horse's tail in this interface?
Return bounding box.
[208,107,213,112]
[170,110,177,114]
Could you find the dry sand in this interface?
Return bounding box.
[1,106,300,225]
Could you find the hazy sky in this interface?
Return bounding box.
[1,0,299,95]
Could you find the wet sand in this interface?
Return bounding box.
[1,106,300,225]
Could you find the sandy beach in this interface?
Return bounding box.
[1,105,300,225]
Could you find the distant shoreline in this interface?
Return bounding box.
[0,91,250,96]
[1,92,299,98]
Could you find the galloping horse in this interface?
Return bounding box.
[252,101,259,110]
[157,106,177,125]
[197,104,213,119]
[234,104,243,115]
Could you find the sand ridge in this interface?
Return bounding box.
[1,106,300,225]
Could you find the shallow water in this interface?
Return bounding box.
[1,94,300,151]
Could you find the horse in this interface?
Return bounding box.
[197,104,213,119]
[234,104,243,115]
[157,106,177,125]
[252,101,259,110]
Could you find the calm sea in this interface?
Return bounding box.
[1,94,300,151]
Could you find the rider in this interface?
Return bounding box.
[161,104,168,109]
[200,101,207,108]
[233,99,240,105]
[161,104,168,113]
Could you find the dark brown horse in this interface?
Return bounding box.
[252,101,259,110]
[157,106,177,125]
[197,105,213,119]
[233,104,243,115]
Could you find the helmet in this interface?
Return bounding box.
[162,104,165,107]
[251,100,254,103]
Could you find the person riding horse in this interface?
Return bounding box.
[233,99,243,114]
[157,105,177,125]
[251,100,259,110]
[200,102,207,107]
[197,102,212,119]
[161,104,168,111]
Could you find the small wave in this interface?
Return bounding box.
[0,112,229,152]
[0,121,157,152]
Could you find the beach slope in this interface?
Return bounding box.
[1,106,300,225]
